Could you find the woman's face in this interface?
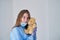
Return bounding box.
[21,13,29,23]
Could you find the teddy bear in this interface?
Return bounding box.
[24,17,37,34]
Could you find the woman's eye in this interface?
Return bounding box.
[27,17,29,19]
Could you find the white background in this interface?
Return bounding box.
[0,0,60,40]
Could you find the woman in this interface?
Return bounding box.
[10,9,37,40]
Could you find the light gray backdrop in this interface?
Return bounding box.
[0,0,60,40]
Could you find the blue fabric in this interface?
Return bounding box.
[10,26,37,40]
[33,27,37,40]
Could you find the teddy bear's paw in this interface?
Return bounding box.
[32,23,37,28]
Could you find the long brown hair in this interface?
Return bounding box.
[14,9,31,27]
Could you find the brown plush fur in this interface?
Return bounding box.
[24,17,36,34]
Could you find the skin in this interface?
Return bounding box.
[21,13,29,23]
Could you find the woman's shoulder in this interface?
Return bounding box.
[11,26,22,32]
[10,27,18,33]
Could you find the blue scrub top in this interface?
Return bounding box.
[10,26,37,40]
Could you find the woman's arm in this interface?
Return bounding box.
[10,27,22,40]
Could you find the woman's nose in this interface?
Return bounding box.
[24,18,28,23]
